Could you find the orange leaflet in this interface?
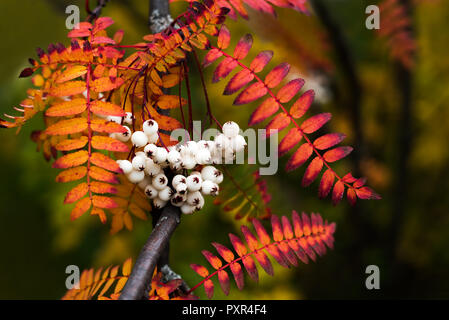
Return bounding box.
[248,97,279,126]
[290,90,315,119]
[323,146,353,163]
[92,195,118,209]
[55,166,88,183]
[71,197,92,220]
[286,143,313,172]
[90,181,117,194]
[202,251,223,270]
[223,69,254,95]
[91,136,129,152]
[319,169,335,199]
[90,153,122,173]
[151,111,183,131]
[213,57,238,83]
[300,113,331,134]
[93,17,114,34]
[65,182,89,204]
[91,77,125,92]
[162,74,181,88]
[264,63,290,88]
[278,128,302,156]
[313,133,346,150]
[250,51,273,73]
[90,101,125,117]
[234,82,267,105]
[156,95,187,109]
[56,65,87,83]
[276,79,304,103]
[45,98,87,117]
[302,157,324,187]
[217,25,231,49]
[55,137,88,151]
[53,150,89,169]
[332,180,345,205]
[44,118,88,136]
[91,119,127,134]
[265,113,291,137]
[203,48,223,67]
[233,34,253,60]
[49,81,86,97]
[89,166,119,184]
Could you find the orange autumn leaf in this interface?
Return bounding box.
[91,77,125,92]
[45,98,87,117]
[65,182,89,204]
[49,81,86,97]
[55,166,88,183]
[90,100,125,117]
[91,136,129,152]
[44,118,88,136]
[53,150,89,169]
[56,65,87,83]
[71,197,92,220]
[55,137,88,151]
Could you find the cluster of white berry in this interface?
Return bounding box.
[113,118,246,215]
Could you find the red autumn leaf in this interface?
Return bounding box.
[319,169,335,199]
[264,63,290,88]
[332,180,345,205]
[313,133,346,150]
[286,143,313,171]
[302,157,324,187]
[212,57,237,83]
[45,98,87,117]
[234,82,267,105]
[278,128,302,156]
[290,90,315,119]
[300,113,331,134]
[233,34,253,60]
[265,113,291,137]
[203,48,223,67]
[248,97,279,126]
[249,50,273,73]
[323,146,353,163]
[276,78,305,103]
[223,69,254,95]
[217,25,231,49]
[90,101,125,117]
[202,250,223,270]
[91,136,129,152]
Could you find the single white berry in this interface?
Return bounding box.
[201,166,217,182]
[181,155,196,170]
[145,162,161,176]
[201,180,219,196]
[147,132,159,144]
[186,141,199,154]
[175,182,188,195]
[195,148,211,165]
[117,160,133,174]
[222,121,240,138]
[135,151,147,158]
[124,112,135,125]
[172,175,187,188]
[132,155,146,171]
[171,193,186,207]
[115,126,132,142]
[212,169,223,184]
[153,147,168,164]
[180,203,196,215]
[187,191,204,208]
[152,173,168,190]
[144,185,158,199]
[131,131,148,148]
[138,176,152,190]
[144,144,158,158]
[158,187,174,201]
[153,198,167,209]
[143,119,159,135]
[127,170,145,184]
[231,135,247,153]
[186,174,203,192]
[107,115,122,124]
[167,149,181,164]
[214,133,231,150]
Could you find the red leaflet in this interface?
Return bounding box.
[233,34,253,60]
[278,128,302,156]
[252,219,271,245]
[93,17,115,34]
[286,143,313,171]
[212,242,235,262]
[202,250,223,270]
[313,133,346,150]
[347,188,357,206]
[300,113,331,134]
[265,113,291,137]
[353,177,366,188]
[229,262,244,290]
[290,90,315,119]
[203,48,223,67]
[276,79,304,103]
[248,97,279,126]
[228,235,246,257]
[332,180,345,205]
[271,215,284,242]
[319,169,335,199]
[302,157,324,187]
[281,216,294,239]
[217,25,231,49]
[292,211,303,238]
[212,57,237,83]
[264,63,290,88]
[223,69,254,95]
[355,187,381,200]
[250,51,273,73]
[323,146,353,163]
[191,264,209,278]
[90,152,122,173]
[234,82,268,105]
[217,270,230,295]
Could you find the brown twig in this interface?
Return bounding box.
[86,0,109,23]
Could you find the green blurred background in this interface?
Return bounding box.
[1,0,449,299]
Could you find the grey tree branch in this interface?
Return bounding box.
[119,204,181,300]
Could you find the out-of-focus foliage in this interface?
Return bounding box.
[1,0,449,299]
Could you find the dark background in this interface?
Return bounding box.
[0,0,448,299]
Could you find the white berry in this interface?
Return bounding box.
[152,173,168,190]
[124,112,135,125]
[132,155,146,171]
[167,149,181,164]
[195,149,211,165]
[144,144,158,158]
[171,193,186,207]
[131,131,148,148]
[201,166,217,182]
[187,191,204,208]
[186,174,203,192]
[114,126,131,142]
[222,121,240,138]
[127,170,145,184]
[144,185,158,199]
[201,180,219,196]
[143,119,158,135]
[153,147,168,164]
[214,133,231,150]
[153,198,167,209]
[180,203,196,215]
[117,160,133,174]
[172,175,187,187]
[107,115,122,124]
[138,176,152,190]
[175,182,188,195]
[231,135,247,153]
[181,155,196,170]
[158,187,174,201]
[145,162,161,176]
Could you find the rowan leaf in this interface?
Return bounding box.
[248,97,279,126]
[45,99,87,117]
[279,128,302,157]
[65,182,89,204]
[91,136,129,152]
[56,166,88,183]
[250,51,273,73]
[55,137,88,151]
[290,90,314,119]
[90,153,122,173]
[323,146,353,163]
[44,118,88,136]
[264,63,290,88]
[302,157,324,187]
[300,113,331,134]
[53,150,88,169]
[91,77,125,92]
[234,82,267,105]
[233,34,253,60]
[90,101,125,117]
[71,197,92,220]
[313,133,346,150]
[49,81,86,97]
[276,79,304,103]
[286,143,313,171]
[56,66,87,83]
